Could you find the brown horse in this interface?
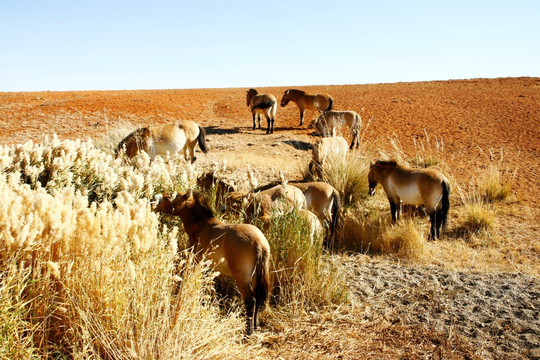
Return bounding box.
[368,160,450,239]
[280,89,334,126]
[196,172,237,209]
[309,136,349,178]
[290,182,341,242]
[246,88,277,134]
[154,190,270,335]
[309,110,362,149]
[115,121,208,163]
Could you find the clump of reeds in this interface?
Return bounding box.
[265,207,349,312]
[338,205,426,259]
[0,136,261,358]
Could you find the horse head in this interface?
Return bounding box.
[280,90,291,107]
[246,88,258,107]
[367,161,378,196]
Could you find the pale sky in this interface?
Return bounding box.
[1,1,538,92]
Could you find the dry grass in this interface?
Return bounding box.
[0,123,536,359]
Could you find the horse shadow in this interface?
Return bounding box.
[283,140,313,151]
[204,126,241,135]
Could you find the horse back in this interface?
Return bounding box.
[251,94,276,111]
[389,167,446,208]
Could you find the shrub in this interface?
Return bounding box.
[265,207,348,311]
[338,206,425,258]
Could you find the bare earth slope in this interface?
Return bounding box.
[1,78,539,359]
[1,77,538,204]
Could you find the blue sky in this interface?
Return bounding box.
[1,1,538,91]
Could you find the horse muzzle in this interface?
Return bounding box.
[151,194,163,207]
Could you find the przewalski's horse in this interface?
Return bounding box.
[290,182,341,242]
[309,136,349,178]
[229,186,321,243]
[154,190,270,335]
[368,160,450,239]
[280,89,334,126]
[227,183,307,222]
[309,110,362,149]
[115,120,209,163]
[246,88,277,134]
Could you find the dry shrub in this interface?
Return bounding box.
[461,202,496,233]
[303,150,370,208]
[478,164,516,203]
[338,205,426,259]
[265,207,349,312]
[0,137,261,358]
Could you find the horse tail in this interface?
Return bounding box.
[197,125,209,154]
[440,180,450,228]
[330,189,341,240]
[254,246,270,310]
[326,96,334,111]
[252,99,275,110]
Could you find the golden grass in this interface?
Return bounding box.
[0,124,536,359]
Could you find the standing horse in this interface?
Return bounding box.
[309,110,362,149]
[246,89,277,134]
[280,89,334,126]
[368,160,450,239]
[154,190,270,335]
[290,181,341,242]
[115,120,208,163]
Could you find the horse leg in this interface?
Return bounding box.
[395,199,403,222]
[429,212,437,240]
[264,113,271,134]
[258,114,262,129]
[435,208,444,238]
[299,109,305,126]
[243,295,256,335]
[252,113,257,130]
[389,200,398,223]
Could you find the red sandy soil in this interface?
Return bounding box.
[1,77,538,205]
[1,77,539,359]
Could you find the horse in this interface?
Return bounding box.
[246,89,277,134]
[196,172,237,209]
[115,121,209,163]
[309,136,348,178]
[154,190,270,335]
[289,181,341,242]
[367,160,450,240]
[226,183,307,221]
[309,110,362,149]
[280,89,334,126]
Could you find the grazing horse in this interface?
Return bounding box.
[246,89,277,134]
[280,89,334,126]
[227,183,307,221]
[368,160,450,239]
[309,110,362,149]
[154,190,271,335]
[290,182,341,242]
[115,121,208,163]
[309,136,349,177]
[196,172,236,209]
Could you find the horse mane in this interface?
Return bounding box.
[375,159,398,167]
[248,88,258,94]
[192,190,216,219]
[114,127,148,155]
[287,89,305,95]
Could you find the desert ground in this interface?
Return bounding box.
[1,77,539,359]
